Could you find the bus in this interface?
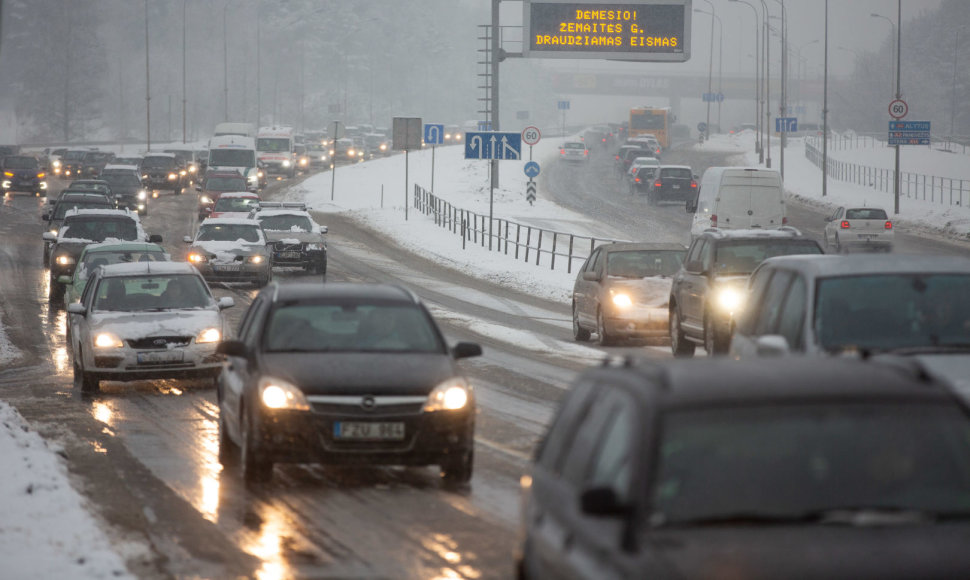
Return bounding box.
[629,107,671,148]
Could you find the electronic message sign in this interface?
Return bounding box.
[523,0,691,62]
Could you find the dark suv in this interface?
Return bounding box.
[668,227,823,356]
[140,153,187,194]
[516,355,970,580]
[1,155,47,196]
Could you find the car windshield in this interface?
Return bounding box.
[661,168,692,179]
[68,182,109,193]
[101,174,141,188]
[63,151,87,161]
[264,304,444,353]
[141,157,175,169]
[164,150,193,163]
[4,156,38,169]
[213,197,259,213]
[606,250,684,278]
[651,402,970,526]
[53,201,113,219]
[713,240,822,275]
[258,214,313,232]
[845,208,889,220]
[209,149,255,167]
[79,250,166,278]
[563,143,585,150]
[197,224,261,243]
[257,138,290,152]
[205,177,247,191]
[816,273,970,352]
[93,274,211,312]
[62,218,138,242]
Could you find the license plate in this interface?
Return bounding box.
[858,234,879,240]
[278,251,302,259]
[672,184,681,189]
[137,350,184,364]
[334,421,405,440]
[213,264,241,272]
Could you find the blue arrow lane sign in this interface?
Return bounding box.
[464,132,522,160]
[524,161,540,178]
[424,124,444,145]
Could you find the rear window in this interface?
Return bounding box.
[63,218,138,242]
[606,250,685,278]
[3,156,38,169]
[563,143,586,150]
[713,239,822,275]
[845,208,888,220]
[661,168,692,179]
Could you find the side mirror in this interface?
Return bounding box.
[216,340,247,357]
[755,335,791,357]
[66,303,87,315]
[148,234,163,243]
[451,341,482,360]
[217,296,235,310]
[318,225,329,234]
[42,232,56,241]
[580,486,631,517]
[183,235,193,244]
[582,271,602,282]
[685,260,706,274]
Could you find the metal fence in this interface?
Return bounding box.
[805,138,970,208]
[412,184,628,273]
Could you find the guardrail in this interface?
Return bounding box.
[412,184,628,273]
[805,137,970,208]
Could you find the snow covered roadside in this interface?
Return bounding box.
[0,402,135,579]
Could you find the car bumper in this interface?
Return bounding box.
[2,179,46,193]
[251,405,475,467]
[194,262,271,283]
[605,306,670,338]
[653,186,695,202]
[269,248,326,269]
[88,344,223,382]
[843,236,894,250]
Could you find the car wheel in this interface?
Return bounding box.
[73,349,100,393]
[835,234,846,254]
[572,303,591,342]
[669,307,696,358]
[704,314,729,356]
[441,448,473,485]
[241,407,273,486]
[218,411,239,468]
[596,308,615,346]
[49,273,65,301]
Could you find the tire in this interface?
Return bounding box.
[241,408,272,486]
[572,303,591,342]
[255,269,273,288]
[218,411,239,468]
[669,307,696,358]
[49,273,65,302]
[596,308,615,346]
[441,448,474,485]
[73,350,100,393]
[704,314,729,356]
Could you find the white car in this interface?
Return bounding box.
[66,261,234,393]
[559,141,589,162]
[823,206,894,253]
[184,217,273,287]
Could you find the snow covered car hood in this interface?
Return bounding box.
[86,309,224,343]
[603,276,674,308]
[190,240,268,264]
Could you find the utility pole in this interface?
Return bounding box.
[822,0,828,197]
[182,0,187,143]
[145,0,151,151]
[893,0,901,215]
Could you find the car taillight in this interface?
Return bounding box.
[885,221,893,229]
[560,149,565,154]
[782,216,788,225]
[711,214,718,227]
[840,220,850,229]
[615,155,620,160]
[690,180,698,188]
[654,180,662,188]
[584,150,588,155]
[634,177,640,183]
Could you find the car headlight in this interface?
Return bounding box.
[94,332,123,348]
[259,376,310,410]
[299,158,308,166]
[196,328,221,344]
[306,242,325,251]
[39,181,48,189]
[53,160,61,169]
[347,149,355,156]
[257,170,264,178]
[282,160,291,167]
[611,291,633,309]
[187,252,207,263]
[379,144,387,151]
[714,286,744,314]
[200,195,211,204]
[48,228,58,235]
[423,378,471,412]
[247,255,264,264]
[1,181,10,188]
[55,254,75,266]
[142,174,149,180]
[189,165,197,173]
[137,190,147,200]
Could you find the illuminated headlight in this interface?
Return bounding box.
[137,190,147,200]
[179,170,187,176]
[611,292,633,309]
[259,376,310,410]
[189,165,197,173]
[199,195,212,204]
[247,255,264,264]
[53,160,61,169]
[423,378,471,412]
[1,181,10,188]
[299,158,308,166]
[196,328,221,344]
[187,252,207,263]
[142,174,149,179]
[94,332,123,348]
[48,228,58,236]
[168,173,178,180]
[55,254,75,266]
[137,204,145,210]
[256,170,264,178]
[152,191,159,198]
[379,144,387,151]
[39,181,48,189]
[282,160,291,168]
[715,286,744,314]
[320,154,328,161]
[347,149,355,156]
[307,242,325,251]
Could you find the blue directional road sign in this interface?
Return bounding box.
[888,120,930,145]
[703,92,725,103]
[697,122,708,133]
[424,124,444,145]
[478,121,492,131]
[776,117,798,132]
[524,161,540,178]
[558,100,570,110]
[464,132,522,160]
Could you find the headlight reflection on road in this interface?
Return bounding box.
[242,506,296,580]
[197,400,222,522]
[422,532,482,580]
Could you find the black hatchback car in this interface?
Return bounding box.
[1,155,47,196]
[215,282,482,487]
[517,355,970,580]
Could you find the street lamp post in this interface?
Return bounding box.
[223,0,232,121]
[730,0,761,156]
[760,0,770,167]
[822,0,828,197]
[182,0,187,143]
[871,12,896,97]
[697,0,715,141]
[774,0,787,180]
[144,0,151,151]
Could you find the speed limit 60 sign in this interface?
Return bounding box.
[522,126,541,146]
[889,99,908,120]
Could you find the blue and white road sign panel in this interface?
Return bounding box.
[558,100,570,110]
[703,92,725,103]
[478,121,492,131]
[524,161,540,178]
[464,132,522,160]
[888,120,931,145]
[776,117,798,132]
[424,124,444,145]
[697,122,708,133]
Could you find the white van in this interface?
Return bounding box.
[206,135,261,191]
[686,167,787,240]
[213,122,256,138]
[256,126,296,177]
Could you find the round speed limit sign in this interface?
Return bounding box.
[522,126,541,146]
[889,99,908,120]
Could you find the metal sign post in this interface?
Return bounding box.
[393,117,423,220]
[424,124,445,192]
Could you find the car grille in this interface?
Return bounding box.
[127,336,191,349]
[307,394,426,417]
[275,241,306,252]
